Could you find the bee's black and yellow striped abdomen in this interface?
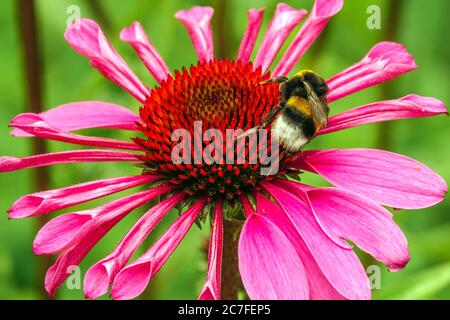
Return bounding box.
[270,69,329,152]
[282,105,316,139]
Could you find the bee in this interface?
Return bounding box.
[240,70,329,153]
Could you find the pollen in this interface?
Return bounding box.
[135,59,281,201]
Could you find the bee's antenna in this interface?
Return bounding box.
[259,76,288,85]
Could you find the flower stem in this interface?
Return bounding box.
[221,219,245,300]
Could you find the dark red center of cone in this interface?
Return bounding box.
[135,59,282,202]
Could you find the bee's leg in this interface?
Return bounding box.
[235,105,284,141]
[259,104,285,129]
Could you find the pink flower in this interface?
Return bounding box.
[2,1,447,300]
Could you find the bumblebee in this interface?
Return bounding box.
[257,70,329,152]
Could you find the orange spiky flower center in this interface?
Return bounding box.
[135,59,283,202]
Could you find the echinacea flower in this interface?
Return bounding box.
[2,0,447,300]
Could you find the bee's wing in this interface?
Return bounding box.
[303,81,328,128]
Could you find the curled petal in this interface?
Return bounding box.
[305,187,410,271]
[11,101,140,137]
[289,149,448,209]
[198,200,223,300]
[65,19,150,102]
[327,42,417,103]
[84,192,184,299]
[175,7,214,62]
[254,3,307,73]
[238,211,309,300]
[237,8,265,64]
[34,186,172,255]
[256,193,345,299]
[274,0,343,77]
[0,150,137,173]
[10,113,142,151]
[263,182,371,300]
[8,174,157,219]
[319,95,448,135]
[44,185,171,296]
[111,198,206,300]
[120,22,170,83]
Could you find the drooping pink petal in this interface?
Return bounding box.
[198,200,223,300]
[33,185,172,255]
[8,174,158,219]
[10,113,142,151]
[175,7,214,63]
[11,101,140,137]
[238,203,309,300]
[237,8,265,64]
[256,193,345,299]
[65,19,150,102]
[326,42,417,103]
[273,0,343,77]
[271,178,351,249]
[263,182,371,300]
[111,198,206,300]
[304,187,410,271]
[84,192,185,299]
[120,22,170,84]
[319,95,448,135]
[0,150,137,173]
[44,184,171,296]
[289,149,448,209]
[254,3,307,73]
[11,101,139,137]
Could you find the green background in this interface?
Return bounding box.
[0,0,449,299]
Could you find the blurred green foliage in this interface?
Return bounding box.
[0,0,448,300]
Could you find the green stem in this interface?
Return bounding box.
[17,0,52,300]
[221,219,245,300]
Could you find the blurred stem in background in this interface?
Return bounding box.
[214,0,232,59]
[376,0,404,150]
[85,0,112,32]
[359,0,405,270]
[17,0,52,299]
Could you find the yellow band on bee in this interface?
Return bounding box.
[286,96,312,117]
[294,69,316,78]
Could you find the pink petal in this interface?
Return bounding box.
[290,149,448,209]
[8,174,158,219]
[120,22,170,84]
[84,192,185,299]
[65,19,150,102]
[319,95,448,135]
[254,3,307,74]
[11,101,140,137]
[238,209,309,300]
[272,178,351,249]
[10,113,142,150]
[44,185,171,296]
[198,200,223,300]
[305,187,410,271]
[111,198,206,300]
[256,193,345,299]
[273,0,343,77]
[326,42,417,103]
[0,150,137,173]
[33,185,172,255]
[237,8,265,64]
[175,7,214,63]
[263,182,371,300]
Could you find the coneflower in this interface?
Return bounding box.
[2,1,447,300]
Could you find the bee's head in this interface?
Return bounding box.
[282,70,328,101]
